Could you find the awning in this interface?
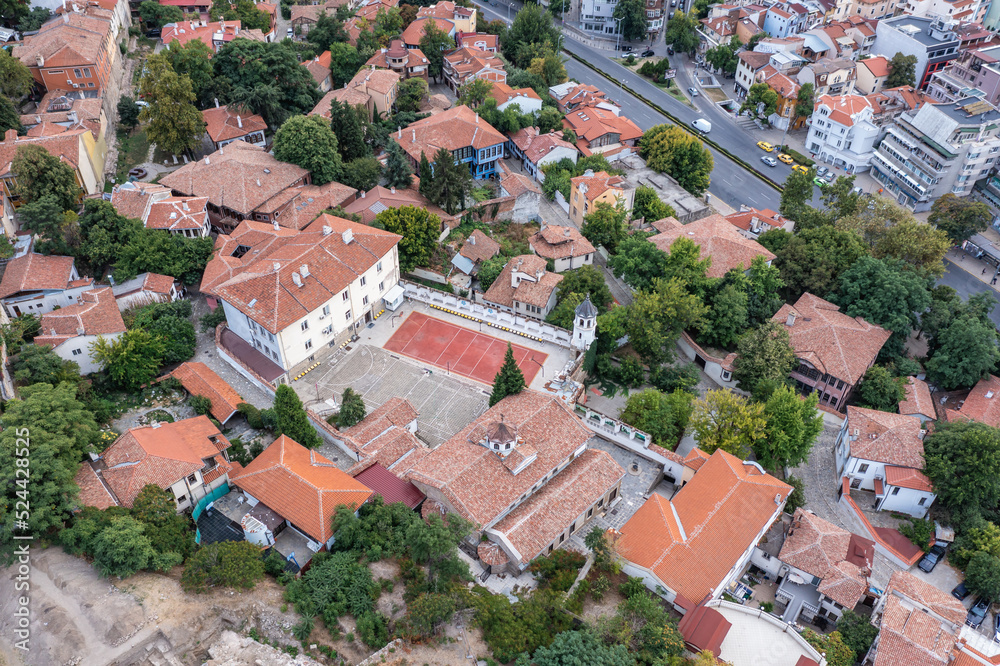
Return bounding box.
[873,477,885,496]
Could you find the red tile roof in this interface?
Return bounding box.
[562,106,642,152]
[14,12,110,69]
[161,20,241,50]
[100,416,231,508]
[899,376,935,419]
[353,462,425,508]
[365,42,430,72]
[529,225,595,260]
[489,82,541,107]
[949,374,1000,427]
[817,94,872,127]
[341,185,453,226]
[482,254,562,309]
[772,293,890,385]
[406,391,593,527]
[509,127,577,164]
[570,170,628,203]
[885,465,934,492]
[0,127,87,178]
[0,252,79,298]
[73,461,118,509]
[649,215,776,278]
[168,362,243,424]
[724,208,788,234]
[614,451,790,606]
[459,229,501,264]
[201,105,267,143]
[401,17,454,46]
[457,32,498,51]
[145,196,210,232]
[862,55,890,78]
[874,571,965,666]
[230,434,373,543]
[200,214,400,334]
[846,406,927,469]
[395,105,506,163]
[35,287,125,348]
[110,182,172,220]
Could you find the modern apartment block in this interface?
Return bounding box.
[927,44,1000,107]
[872,97,1000,211]
[871,16,960,90]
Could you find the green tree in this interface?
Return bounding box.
[802,630,856,666]
[306,10,348,50]
[759,226,869,302]
[210,0,270,30]
[966,551,1000,602]
[117,95,140,131]
[182,540,266,592]
[699,283,748,349]
[857,365,906,411]
[131,484,195,560]
[478,255,506,290]
[886,52,918,88]
[923,420,1000,523]
[425,146,471,215]
[596,589,685,664]
[0,96,22,135]
[664,10,701,55]
[373,205,440,272]
[459,77,493,108]
[582,202,628,253]
[11,344,80,386]
[396,77,428,113]
[113,230,214,285]
[835,609,876,660]
[18,193,75,255]
[705,36,741,76]
[384,138,413,189]
[91,329,167,390]
[638,124,713,195]
[90,516,180,578]
[327,98,370,163]
[16,6,50,32]
[419,21,455,81]
[274,384,322,448]
[607,233,668,292]
[531,630,633,666]
[690,389,766,458]
[503,3,560,66]
[553,264,614,311]
[342,156,383,191]
[490,343,527,406]
[926,313,1000,390]
[328,41,363,89]
[795,82,815,119]
[821,173,862,221]
[732,320,797,396]
[741,82,779,118]
[139,54,205,156]
[778,167,815,221]
[78,198,144,272]
[757,385,822,470]
[837,198,950,275]
[273,114,343,184]
[10,144,81,208]
[164,39,217,108]
[130,300,197,366]
[139,0,184,27]
[213,40,321,127]
[0,381,100,563]
[337,387,367,428]
[835,256,932,360]
[929,192,993,244]
[631,185,676,223]
[403,593,457,638]
[619,388,694,448]
[613,0,648,42]
[952,522,1000,569]
[418,151,434,198]
[405,511,472,591]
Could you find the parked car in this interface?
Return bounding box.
[813,176,827,187]
[761,156,778,167]
[816,166,829,177]
[952,582,970,601]
[620,44,633,52]
[145,28,161,38]
[851,186,864,195]
[918,543,947,573]
[688,86,699,97]
[757,141,775,152]
[994,609,1000,642]
[667,46,675,55]
[968,597,990,628]
[777,153,794,164]
[824,172,835,183]
[792,165,810,174]
[641,49,655,57]
[286,27,294,38]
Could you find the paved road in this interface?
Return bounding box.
[939,258,1000,329]
[472,1,826,212]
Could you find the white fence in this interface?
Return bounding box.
[401,280,575,348]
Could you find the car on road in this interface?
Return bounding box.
[777,153,793,164]
[641,49,655,57]
[792,164,810,174]
[286,27,294,38]
[918,543,947,573]
[667,46,675,55]
[620,44,633,52]
[816,166,829,177]
[761,156,778,167]
[757,141,775,152]
[692,118,711,133]
[953,582,970,601]
[968,597,990,629]
[688,86,699,97]
[146,28,161,38]
[813,176,827,187]
[824,172,835,183]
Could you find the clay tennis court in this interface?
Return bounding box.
[383,312,547,386]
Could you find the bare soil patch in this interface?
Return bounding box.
[579,570,627,623]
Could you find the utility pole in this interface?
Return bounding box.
[614,16,624,52]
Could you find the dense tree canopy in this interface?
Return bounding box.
[929,192,993,244]
[11,145,81,209]
[373,205,440,272]
[0,49,33,100]
[582,202,628,254]
[619,388,694,448]
[732,320,797,396]
[758,226,869,302]
[690,389,766,459]
[757,385,822,470]
[139,54,205,156]
[886,52,918,88]
[273,114,344,185]
[274,384,322,448]
[923,420,1000,526]
[639,124,713,195]
[836,197,950,275]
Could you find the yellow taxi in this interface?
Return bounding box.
[792,164,810,174]
[757,141,775,152]
[777,153,794,164]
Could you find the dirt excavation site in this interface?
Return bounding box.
[0,548,475,666]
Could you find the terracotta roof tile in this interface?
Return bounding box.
[347,66,402,96]
[402,17,454,45]
[73,462,118,509]
[949,374,1000,427]
[230,434,373,543]
[509,127,577,164]
[0,252,79,298]
[885,465,934,492]
[615,450,790,606]
[873,571,965,666]
[817,94,872,127]
[35,287,125,347]
[342,185,454,226]
[570,170,628,203]
[145,196,210,231]
[395,105,506,163]
[482,254,562,309]
[490,449,623,563]
[311,86,372,117]
[0,128,86,178]
[724,208,788,234]
[846,406,927,469]
[459,229,501,264]
[562,107,642,149]
[772,293,890,385]
[649,214,776,278]
[365,41,429,71]
[862,55,890,78]
[14,13,110,68]
[458,33,498,50]
[169,362,243,424]
[100,416,231,508]
[201,105,267,143]
[529,225,595,260]
[899,376,934,419]
[110,182,173,221]
[406,391,593,527]
[352,462,425,508]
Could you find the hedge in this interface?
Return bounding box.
[778,145,815,167]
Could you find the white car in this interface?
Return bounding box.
[761,156,778,167]
[286,27,294,38]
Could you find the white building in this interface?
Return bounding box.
[806,94,880,173]
[528,225,596,272]
[201,214,401,382]
[579,0,621,36]
[508,127,579,182]
[835,406,936,519]
[0,251,94,318]
[33,287,126,375]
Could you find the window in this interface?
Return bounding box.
[345,310,352,321]
[176,494,187,503]
[610,488,617,501]
[73,68,82,78]
[305,339,313,350]
[377,261,383,272]
[588,508,594,518]
[559,534,565,544]
[82,68,91,78]
[363,295,369,305]
[301,320,309,331]
[918,497,927,506]
[378,281,384,292]
[360,276,367,286]
[858,463,869,474]
[322,305,330,316]
[187,473,198,484]
[891,486,900,495]
[342,290,349,301]
[87,82,94,88]
[72,348,82,356]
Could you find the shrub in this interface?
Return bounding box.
[619,576,646,599]
[265,550,289,577]
[591,574,610,601]
[293,617,314,642]
[356,612,389,649]
[898,517,934,552]
[238,402,263,429]
[181,541,266,592]
[200,307,227,332]
[777,145,814,167]
[190,394,213,416]
[529,549,586,592]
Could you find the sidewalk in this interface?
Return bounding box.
[948,246,1000,291]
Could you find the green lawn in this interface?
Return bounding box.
[115,129,151,183]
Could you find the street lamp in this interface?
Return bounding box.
[614,16,624,53]
[619,77,626,103]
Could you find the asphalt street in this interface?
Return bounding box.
[939,259,1000,329]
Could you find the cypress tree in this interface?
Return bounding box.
[489,343,527,407]
[273,385,322,448]
[418,151,433,198]
[328,99,370,162]
[384,139,413,189]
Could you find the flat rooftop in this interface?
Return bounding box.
[714,602,824,666]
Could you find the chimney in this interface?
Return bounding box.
[469,234,475,245]
[182,201,189,211]
[342,228,354,244]
[35,54,44,67]
[361,190,366,198]
[214,98,220,108]
[292,272,302,287]
[256,179,261,187]
[300,263,310,278]
[412,129,416,141]
[237,114,243,129]
[3,129,17,143]
[151,421,161,428]
[786,311,797,327]
[398,126,402,138]
[67,110,77,124]
[322,225,332,236]
[390,186,395,194]
[204,156,210,165]
[273,221,280,231]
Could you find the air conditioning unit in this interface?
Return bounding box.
[72,84,79,88]
[318,314,326,320]
[323,326,333,335]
